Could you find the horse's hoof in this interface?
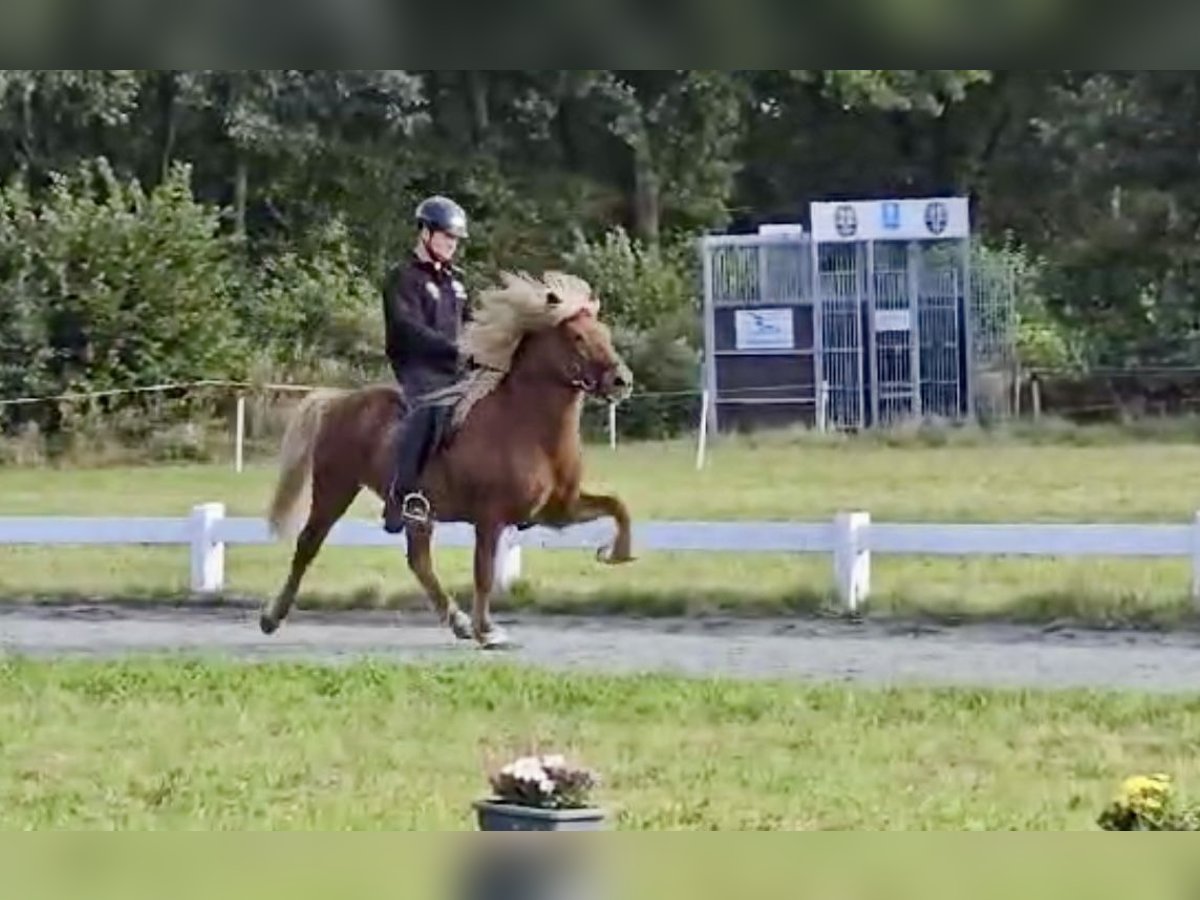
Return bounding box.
[448,610,474,641]
[478,627,515,651]
[259,615,279,636]
[596,545,635,566]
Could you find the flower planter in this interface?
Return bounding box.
[474,799,608,832]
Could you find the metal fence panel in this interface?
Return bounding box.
[701,231,1015,433]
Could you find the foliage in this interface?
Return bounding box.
[810,70,993,114]
[7,69,1200,438]
[0,158,247,432]
[563,226,700,437]
[606,319,700,439]
[562,226,697,332]
[975,237,1084,372]
[1097,774,1200,831]
[245,218,383,384]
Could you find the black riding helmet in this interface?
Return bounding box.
[415,195,469,240]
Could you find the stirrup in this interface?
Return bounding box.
[401,492,432,526]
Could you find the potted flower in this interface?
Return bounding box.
[474,753,606,831]
[1097,774,1200,831]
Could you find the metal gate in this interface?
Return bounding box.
[813,242,864,429]
[701,230,817,433]
[700,198,1014,434]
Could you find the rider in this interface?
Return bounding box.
[380,194,472,534]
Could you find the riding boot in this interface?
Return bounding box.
[383,405,435,534]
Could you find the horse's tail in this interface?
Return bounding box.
[267,388,345,540]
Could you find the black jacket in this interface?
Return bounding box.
[382,254,471,397]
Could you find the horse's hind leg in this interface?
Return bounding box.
[405,527,473,641]
[260,476,359,635]
[469,519,512,650]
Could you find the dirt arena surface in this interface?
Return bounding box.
[3,602,1200,694]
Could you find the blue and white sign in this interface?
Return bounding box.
[734,308,794,351]
[881,201,901,232]
[810,196,970,243]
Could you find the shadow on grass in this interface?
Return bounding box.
[868,587,1198,631]
[718,412,1200,452]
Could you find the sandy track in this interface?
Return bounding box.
[3,603,1200,694]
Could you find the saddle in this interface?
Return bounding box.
[398,366,498,474]
[391,366,533,531]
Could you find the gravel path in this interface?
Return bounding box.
[2,603,1200,694]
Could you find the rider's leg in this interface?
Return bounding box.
[383,404,435,534]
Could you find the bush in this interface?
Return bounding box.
[565,227,702,439]
[562,226,698,332]
[0,158,248,435]
[245,218,385,385]
[607,315,701,439]
[975,235,1084,373]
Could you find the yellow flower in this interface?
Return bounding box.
[1117,774,1172,816]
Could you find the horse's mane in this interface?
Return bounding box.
[451,270,598,427]
[459,270,597,370]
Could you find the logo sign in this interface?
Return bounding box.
[811,197,969,243]
[882,201,901,231]
[834,205,858,239]
[924,201,949,236]
[734,308,794,352]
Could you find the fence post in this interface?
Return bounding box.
[607,403,618,450]
[234,394,246,473]
[494,526,523,595]
[833,512,871,614]
[189,502,226,595]
[695,390,711,471]
[1191,512,1200,612]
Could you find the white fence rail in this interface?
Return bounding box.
[2,504,1200,613]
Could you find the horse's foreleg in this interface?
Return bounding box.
[261,477,359,635]
[471,520,512,650]
[404,527,472,641]
[567,491,635,565]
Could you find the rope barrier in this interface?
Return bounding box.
[0,378,817,409]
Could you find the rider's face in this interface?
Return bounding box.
[426,229,460,263]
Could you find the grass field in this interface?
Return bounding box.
[1,656,1197,829]
[3,433,1200,623]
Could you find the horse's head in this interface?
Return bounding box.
[461,270,633,404]
[534,293,633,404]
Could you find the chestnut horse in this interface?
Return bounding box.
[260,271,636,649]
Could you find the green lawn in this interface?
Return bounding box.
[2,436,1200,623]
[1,657,1196,830]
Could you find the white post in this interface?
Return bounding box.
[816,381,830,433]
[608,403,618,450]
[494,526,523,595]
[234,394,246,473]
[189,502,226,595]
[1191,512,1200,611]
[695,390,711,471]
[833,512,871,614]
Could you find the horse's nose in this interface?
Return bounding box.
[609,365,633,399]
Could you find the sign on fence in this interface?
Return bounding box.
[809,197,971,244]
[734,308,795,351]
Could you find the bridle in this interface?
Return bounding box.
[559,308,613,397]
[480,305,622,400]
